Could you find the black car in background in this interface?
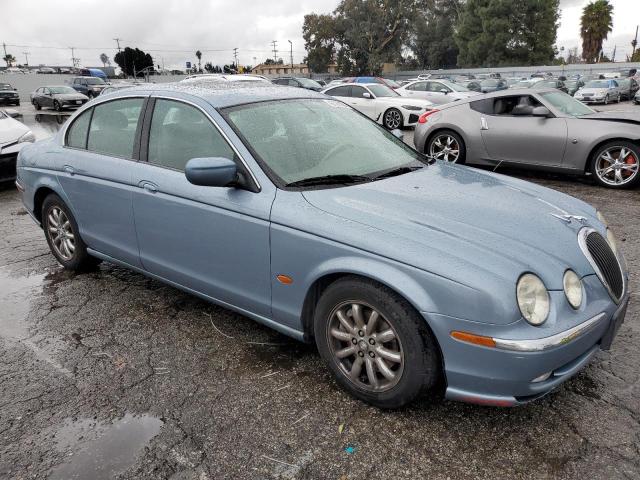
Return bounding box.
[564,79,585,96]
[617,77,639,100]
[70,76,108,98]
[479,78,508,92]
[0,82,20,106]
[272,77,323,91]
[30,86,89,111]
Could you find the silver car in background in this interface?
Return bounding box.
[396,79,480,105]
[574,79,622,104]
[413,89,640,189]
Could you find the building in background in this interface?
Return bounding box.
[251,63,338,76]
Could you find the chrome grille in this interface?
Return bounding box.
[579,228,624,302]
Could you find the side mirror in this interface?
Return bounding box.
[391,128,404,141]
[532,106,551,117]
[440,89,449,95]
[362,92,372,99]
[185,157,238,187]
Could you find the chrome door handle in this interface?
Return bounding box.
[139,181,158,193]
[63,165,75,175]
[481,117,489,130]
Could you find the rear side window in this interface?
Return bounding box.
[87,98,144,158]
[66,108,93,149]
[147,99,234,171]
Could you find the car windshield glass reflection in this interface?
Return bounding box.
[540,91,595,117]
[49,87,77,94]
[585,80,609,88]
[367,85,398,97]
[226,99,423,186]
[85,78,106,85]
[442,81,469,92]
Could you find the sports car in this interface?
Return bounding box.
[413,88,640,189]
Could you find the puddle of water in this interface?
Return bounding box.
[49,413,163,480]
[0,266,47,340]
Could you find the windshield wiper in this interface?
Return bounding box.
[371,165,424,180]
[286,174,372,188]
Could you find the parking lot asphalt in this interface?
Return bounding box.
[1,100,639,480]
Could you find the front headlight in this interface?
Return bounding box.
[606,228,618,257]
[563,270,583,309]
[517,273,550,325]
[401,105,422,111]
[18,131,35,143]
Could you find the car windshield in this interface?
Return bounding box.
[441,81,469,92]
[0,83,13,90]
[367,84,398,97]
[298,78,322,89]
[533,81,556,88]
[383,79,401,89]
[481,79,498,86]
[85,78,106,85]
[225,99,423,186]
[49,86,76,94]
[565,81,578,87]
[539,91,595,117]
[585,80,609,88]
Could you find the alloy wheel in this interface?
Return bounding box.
[595,146,639,186]
[326,301,404,392]
[384,109,402,130]
[429,134,460,162]
[46,206,76,261]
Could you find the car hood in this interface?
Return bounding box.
[580,111,640,124]
[54,93,88,100]
[0,115,29,144]
[578,88,608,95]
[302,163,599,290]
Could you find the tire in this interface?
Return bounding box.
[34,101,41,111]
[53,100,61,112]
[383,108,403,130]
[604,95,609,105]
[426,130,466,164]
[87,91,94,99]
[314,276,441,409]
[617,94,621,103]
[42,194,101,271]
[590,140,640,189]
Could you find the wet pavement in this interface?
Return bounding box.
[0,108,639,480]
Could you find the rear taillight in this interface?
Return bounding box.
[418,109,439,124]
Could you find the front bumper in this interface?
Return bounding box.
[0,142,30,183]
[0,95,20,104]
[427,276,629,406]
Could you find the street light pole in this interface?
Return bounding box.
[288,40,293,73]
[22,51,30,66]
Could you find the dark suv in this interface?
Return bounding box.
[0,82,20,106]
[70,76,107,98]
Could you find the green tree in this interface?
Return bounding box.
[580,0,613,63]
[455,0,560,67]
[195,50,202,72]
[303,13,338,73]
[410,0,462,69]
[3,54,16,67]
[113,47,154,77]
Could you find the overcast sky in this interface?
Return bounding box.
[1,0,637,69]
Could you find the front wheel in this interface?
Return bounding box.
[427,130,466,163]
[590,141,640,189]
[383,108,403,130]
[53,100,61,112]
[34,101,41,110]
[314,276,441,409]
[42,194,101,271]
[604,95,609,105]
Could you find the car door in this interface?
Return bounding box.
[479,94,568,166]
[401,81,429,99]
[131,96,273,317]
[41,88,52,108]
[347,85,378,119]
[57,96,146,267]
[424,82,451,104]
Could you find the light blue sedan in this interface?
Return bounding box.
[15,84,629,408]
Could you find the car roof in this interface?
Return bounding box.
[104,82,326,108]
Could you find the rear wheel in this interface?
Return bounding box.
[427,130,466,163]
[383,108,403,130]
[33,101,41,110]
[590,141,640,189]
[42,194,101,271]
[604,94,610,105]
[314,276,441,409]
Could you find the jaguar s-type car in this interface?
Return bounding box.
[413,88,640,189]
[16,84,629,408]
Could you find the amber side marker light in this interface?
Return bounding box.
[451,331,496,348]
[276,274,293,285]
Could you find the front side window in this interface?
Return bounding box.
[147,99,234,171]
[66,108,93,149]
[225,99,423,186]
[407,82,426,91]
[87,98,144,158]
[350,86,368,98]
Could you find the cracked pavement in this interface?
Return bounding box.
[0,121,639,479]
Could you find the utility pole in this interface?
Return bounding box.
[113,38,122,53]
[271,40,278,62]
[612,45,616,62]
[632,25,638,58]
[2,42,7,58]
[288,40,293,71]
[233,47,238,71]
[69,47,76,67]
[22,51,29,66]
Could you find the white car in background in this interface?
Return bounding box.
[395,79,481,105]
[322,83,433,130]
[0,109,35,183]
[181,73,270,84]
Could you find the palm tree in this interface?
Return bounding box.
[3,54,16,67]
[195,50,202,72]
[100,53,109,67]
[580,0,613,63]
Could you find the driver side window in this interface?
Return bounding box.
[351,86,368,98]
